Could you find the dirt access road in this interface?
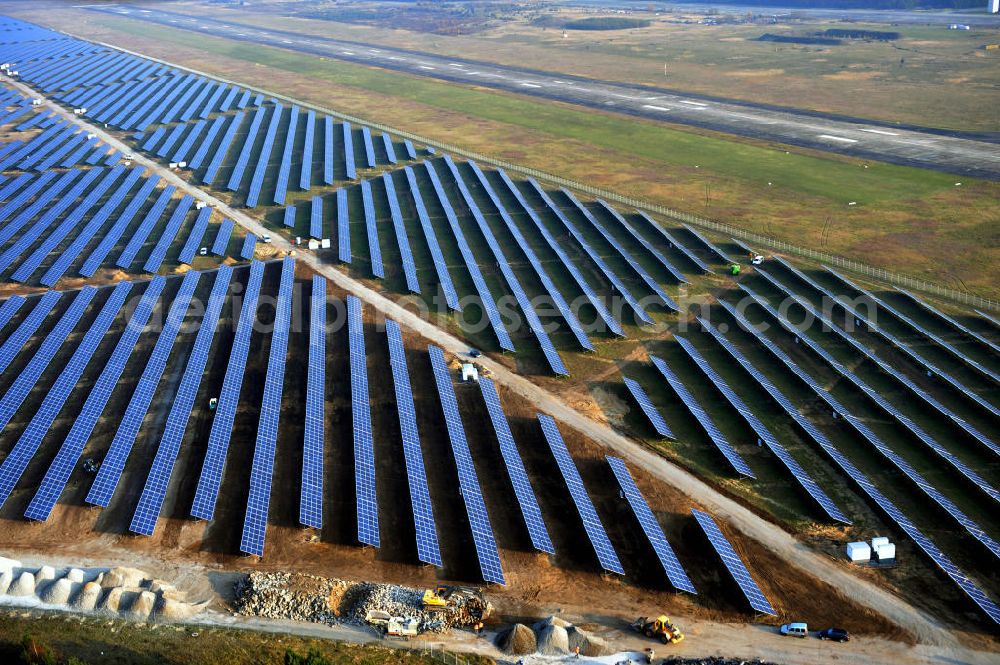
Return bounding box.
[0,70,975,657]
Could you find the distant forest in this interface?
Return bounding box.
[662,0,983,8]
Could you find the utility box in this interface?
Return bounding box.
[846,541,871,563]
[308,239,320,250]
[461,363,479,383]
[321,238,331,249]
[871,536,890,550]
[874,542,896,562]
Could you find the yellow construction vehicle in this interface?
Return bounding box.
[421,586,451,612]
[630,615,685,644]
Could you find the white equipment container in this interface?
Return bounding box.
[846,541,871,563]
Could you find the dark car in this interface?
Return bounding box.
[818,628,850,642]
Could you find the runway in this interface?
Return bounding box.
[88,4,1000,180]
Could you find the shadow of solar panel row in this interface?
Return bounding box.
[425,160,514,352]
[674,335,850,524]
[382,172,419,294]
[131,267,232,536]
[495,169,621,337]
[428,344,505,584]
[650,355,756,478]
[191,261,265,521]
[360,179,384,278]
[538,413,623,575]
[606,456,695,593]
[776,259,1000,423]
[385,318,442,567]
[467,162,591,351]
[348,294,380,548]
[86,270,201,508]
[24,277,166,521]
[442,155,565,374]
[562,188,677,312]
[758,266,1000,459]
[715,297,1000,562]
[621,377,673,439]
[300,275,326,529]
[479,377,554,554]
[241,257,296,557]
[403,166,458,311]
[741,280,1000,505]
[691,509,775,615]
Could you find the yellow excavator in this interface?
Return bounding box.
[630,615,685,644]
[421,586,451,612]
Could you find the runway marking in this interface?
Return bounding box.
[341,51,355,56]
[448,63,464,67]
[860,128,900,136]
[818,134,859,144]
[520,82,542,88]
[680,100,708,107]
[642,105,671,112]
[419,65,436,71]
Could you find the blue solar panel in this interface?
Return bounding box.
[495,169,621,336]
[140,126,166,152]
[361,126,376,168]
[675,335,849,524]
[538,413,623,574]
[241,233,256,260]
[561,189,677,311]
[310,196,323,239]
[381,173,419,294]
[240,257,296,557]
[284,205,297,229]
[622,377,673,439]
[143,194,195,273]
[323,116,334,185]
[701,310,1000,626]
[479,377,554,554]
[116,185,176,269]
[650,355,755,478]
[0,295,26,335]
[336,188,350,263]
[342,121,356,180]
[170,118,206,163]
[225,107,266,191]
[275,106,303,204]
[385,319,442,566]
[348,294,379,547]
[246,104,284,208]
[24,277,166,521]
[155,123,187,158]
[0,283,129,509]
[442,156,564,373]
[382,133,397,164]
[595,200,689,284]
[606,456,695,593]
[692,509,775,615]
[189,114,228,173]
[299,110,315,191]
[528,180,652,324]
[404,140,416,160]
[0,290,61,375]
[716,296,1000,562]
[428,345,505,584]
[0,170,59,227]
[0,173,37,204]
[191,261,266,520]
[897,288,1000,357]
[212,219,234,256]
[300,275,326,529]
[425,161,514,352]
[130,267,232,536]
[74,175,159,278]
[637,213,712,274]
[86,270,201,507]
[360,180,384,278]
[178,206,212,265]
[403,166,458,311]
[467,162,590,350]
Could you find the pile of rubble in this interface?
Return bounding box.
[234,572,492,634]
[497,615,611,657]
[662,659,779,665]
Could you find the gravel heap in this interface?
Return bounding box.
[234,572,492,634]
[497,616,611,657]
[662,659,780,665]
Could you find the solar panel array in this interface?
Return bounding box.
[650,356,755,478]
[606,456,695,593]
[348,294,380,547]
[382,172,419,294]
[212,219,234,256]
[130,267,232,535]
[478,377,554,554]
[25,277,166,521]
[273,105,299,205]
[595,200,688,284]
[191,261,265,520]
[298,276,328,529]
[0,290,61,374]
[691,509,775,615]
[674,335,850,524]
[336,188,350,263]
[403,166,459,311]
[360,179,384,278]
[241,233,257,260]
[428,345,505,584]
[178,206,212,265]
[86,270,201,507]
[300,110,315,190]
[241,257,295,556]
[682,225,731,263]
[538,414,623,575]
[385,319,442,566]
[622,377,674,439]
[143,195,195,273]
[638,213,712,273]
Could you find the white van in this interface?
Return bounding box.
[780,623,808,638]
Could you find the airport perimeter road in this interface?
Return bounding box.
[3,73,959,648]
[91,4,1000,180]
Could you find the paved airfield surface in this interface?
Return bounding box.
[90,4,1000,180]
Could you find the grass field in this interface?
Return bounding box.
[22,9,1000,301]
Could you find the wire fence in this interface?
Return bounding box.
[421,647,474,665]
[98,41,1000,312]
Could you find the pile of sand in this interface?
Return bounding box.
[498,615,612,657]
